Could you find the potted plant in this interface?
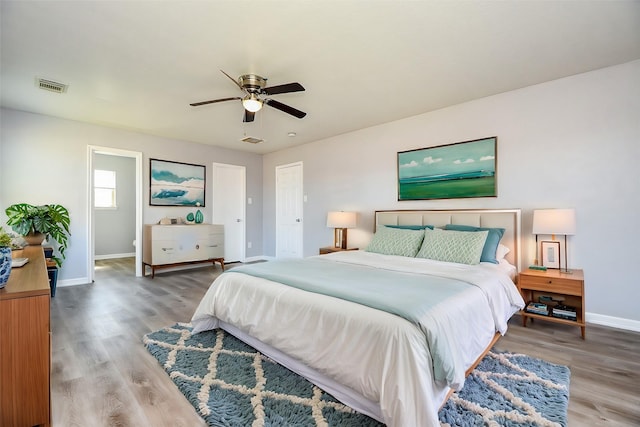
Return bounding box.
[5,203,71,267]
[0,227,12,288]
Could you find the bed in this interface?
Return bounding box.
[191,209,525,427]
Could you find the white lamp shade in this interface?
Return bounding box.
[532,208,576,235]
[326,211,357,228]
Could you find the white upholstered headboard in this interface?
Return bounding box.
[375,209,522,272]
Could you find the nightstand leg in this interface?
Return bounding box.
[581,326,586,340]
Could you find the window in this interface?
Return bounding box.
[94,169,117,208]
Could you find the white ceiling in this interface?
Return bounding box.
[2,1,639,154]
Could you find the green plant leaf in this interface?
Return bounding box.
[5,203,71,266]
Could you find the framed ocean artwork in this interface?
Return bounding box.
[397,137,497,201]
[149,159,205,206]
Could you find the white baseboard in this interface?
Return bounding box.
[57,277,92,288]
[586,312,640,333]
[95,252,135,260]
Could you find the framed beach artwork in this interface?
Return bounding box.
[149,159,205,206]
[397,137,497,201]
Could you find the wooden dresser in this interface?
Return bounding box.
[0,246,51,427]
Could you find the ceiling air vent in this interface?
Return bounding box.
[36,78,68,94]
[240,136,264,144]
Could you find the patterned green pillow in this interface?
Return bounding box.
[444,224,505,264]
[416,228,489,265]
[365,226,425,257]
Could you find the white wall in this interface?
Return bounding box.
[0,110,264,284]
[264,60,640,327]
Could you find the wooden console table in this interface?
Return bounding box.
[0,246,51,427]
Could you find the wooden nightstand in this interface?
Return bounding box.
[319,247,359,255]
[518,268,585,339]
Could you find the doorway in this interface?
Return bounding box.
[212,163,246,263]
[88,146,143,279]
[275,161,303,258]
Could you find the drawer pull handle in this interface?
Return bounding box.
[196,244,200,249]
[548,280,552,284]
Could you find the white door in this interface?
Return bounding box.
[276,162,303,258]
[212,163,246,263]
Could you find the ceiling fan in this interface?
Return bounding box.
[190,70,306,123]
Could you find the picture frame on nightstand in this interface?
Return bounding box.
[541,240,560,269]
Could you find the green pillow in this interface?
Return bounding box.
[416,228,489,265]
[444,224,505,264]
[365,226,425,257]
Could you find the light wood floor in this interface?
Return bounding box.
[50,258,640,426]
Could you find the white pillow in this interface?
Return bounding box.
[416,228,489,265]
[495,244,510,261]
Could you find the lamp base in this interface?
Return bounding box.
[560,235,572,274]
[333,228,348,250]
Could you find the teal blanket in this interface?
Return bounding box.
[231,258,473,385]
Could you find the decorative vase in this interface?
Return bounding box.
[186,212,195,224]
[195,210,203,224]
[23,232,45,246]
[0,247,12,289]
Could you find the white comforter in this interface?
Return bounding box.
[191,251,524,427]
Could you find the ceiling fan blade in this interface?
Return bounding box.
[220,69,244,90]
[264,99,306,119]
[189,97,241,107]
[243,110,255,123]
[262,82,305,96]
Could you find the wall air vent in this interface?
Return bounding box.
[36,78,68,94]
[240,136,264,144]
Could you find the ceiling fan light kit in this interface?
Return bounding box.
[190,70,306,123]
[242,93,263,112]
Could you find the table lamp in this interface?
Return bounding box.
[532,208,576,273]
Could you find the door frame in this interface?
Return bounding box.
[211,162,246,263]
[87,145,143,279]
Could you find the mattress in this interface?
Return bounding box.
[191,251,524,427]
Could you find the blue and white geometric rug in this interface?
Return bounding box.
[143,323,570,427]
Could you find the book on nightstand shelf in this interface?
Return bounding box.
[551,304,577,321]
[525,302,549,316]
